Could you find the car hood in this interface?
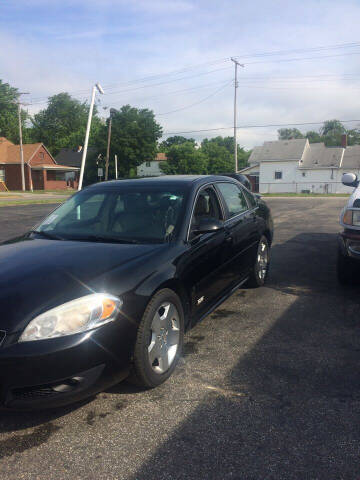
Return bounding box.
[0,238,162,334]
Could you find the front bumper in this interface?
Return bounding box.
[0,319,135,409]
[338,230,360,261]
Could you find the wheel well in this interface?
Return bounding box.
[263,229,273,246]
[153,279,192,329]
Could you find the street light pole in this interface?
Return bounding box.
[16,92,30,191]
[105,117,112,181]
[78,83,104,190]
[115,154,118,180]
[231,58,244,173]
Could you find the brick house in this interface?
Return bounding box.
[0,137,80,191]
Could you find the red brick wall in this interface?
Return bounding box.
[31,170,44,190]
[29,146,55,167]
[4,162,78,191]
[44,173,79,190]
[44,179,69,190]
[3,164,32,190]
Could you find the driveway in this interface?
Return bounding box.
[1,198,359,480]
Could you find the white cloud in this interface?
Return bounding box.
[2,0,360,148]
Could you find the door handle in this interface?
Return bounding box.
[224,231,233,244]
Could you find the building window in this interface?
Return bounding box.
[274,171,282,180]
[146,161,151,167]
[0,168,5,182]
[47,171,66,181]
[39,152,44,159]
[302,172,306,177]
[55,172,66,181]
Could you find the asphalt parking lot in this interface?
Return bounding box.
[1,198,360,480]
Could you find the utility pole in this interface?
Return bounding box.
[105,108,117,181]
[115,154,118,180]
[17,92,30,191]
[78,83,104,191]
[231,58,244,173]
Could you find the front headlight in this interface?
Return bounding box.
[19,293,122,342]
[343,209,360,227]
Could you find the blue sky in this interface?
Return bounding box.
[1,0,360,147]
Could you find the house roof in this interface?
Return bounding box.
[342,145,360,169]
[300,143,344,169]
[249,137,360,170]
[4,143,42,164]
[0,137,15,161]
[0,137,77,171]
[31,165,80,171]
[155,152,167,161]
[55,147,96,167]
[248,138,308,163]
[239,164,260,174]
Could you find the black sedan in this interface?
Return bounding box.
[0,175,273,409]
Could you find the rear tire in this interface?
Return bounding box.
[246,235,270,287]
[337,249,357,285]
[129,288,184,388]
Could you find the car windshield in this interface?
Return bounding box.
[35,186,187,244]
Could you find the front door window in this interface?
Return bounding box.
[190,187,222,238]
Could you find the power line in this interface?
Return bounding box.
[233,41,360,60]
[27,41,360,103]
[156,81,232,116]
[28,66,232,105]
[103,79,233,108]
[243,50,360,65]
[162,119,360,136]
[27,66,360,108]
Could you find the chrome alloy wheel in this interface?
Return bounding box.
[257,240,269,281]
[148,302,180,374]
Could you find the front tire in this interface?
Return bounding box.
[130,288,184,388]
[246,235,270,287]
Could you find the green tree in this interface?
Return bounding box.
[160,142,207,175]
[305,130,322,143]
[159,136,195,152]
[320,119,345,136]
[237,146,251,169]
[320,119,346,147]
[277,128,304,140]
[347,128,360,146]
[201,141,233,174]
[96,105,163,179]
[0,80,29,143]
[201,136,250,170]
[31,93,102,155]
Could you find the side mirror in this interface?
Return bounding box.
[193,217,224,235]
[342,173,359,188]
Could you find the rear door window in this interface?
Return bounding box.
[242,187,257,209]
[217,182,248,218]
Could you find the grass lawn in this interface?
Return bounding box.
[261,193,349,197]
[10,190,74,195]
[0,199,64,207]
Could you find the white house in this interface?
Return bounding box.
[241,137,360,194]
[137,153,167,177]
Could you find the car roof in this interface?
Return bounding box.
[85,175,236,190]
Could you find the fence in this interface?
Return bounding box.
[259,181,350,194]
